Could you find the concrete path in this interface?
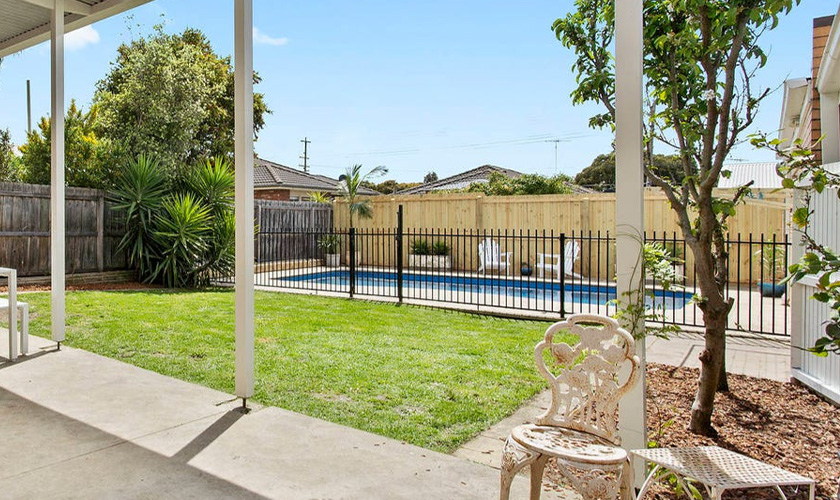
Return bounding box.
[0,335,555,500]
[454,332,791,471]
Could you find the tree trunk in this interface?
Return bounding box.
[689,301,729,436]
[717,346,729,392]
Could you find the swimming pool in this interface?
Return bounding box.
[275,270,692,310]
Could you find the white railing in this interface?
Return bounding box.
[790,161,840,404]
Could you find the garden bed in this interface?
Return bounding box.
[545,363,840,499]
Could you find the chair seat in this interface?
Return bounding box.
[511,425,627,466]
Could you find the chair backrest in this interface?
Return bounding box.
[533,314,640,445]
[564,240,580,273]
[478,238,501,263]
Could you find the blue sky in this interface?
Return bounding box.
[0,1,834,182]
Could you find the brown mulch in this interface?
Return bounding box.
[545,363,840,499]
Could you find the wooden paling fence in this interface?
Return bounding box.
[0,182,127,277]
[255,200,332,263]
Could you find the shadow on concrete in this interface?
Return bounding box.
[0,388,270,499]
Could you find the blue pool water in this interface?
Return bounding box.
[276,270,692,310]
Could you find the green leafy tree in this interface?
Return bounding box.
[361,179,421,194]
[467,172,575,195]
[94,27,268,177]
[19,101,118,188]
[0,128,23,183]
[423,171,439,183]
[554,0,799,435]
[340,164,388,228]
[575,152,686,191]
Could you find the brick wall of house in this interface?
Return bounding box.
[255,189,291,201]
[812,15,834,162]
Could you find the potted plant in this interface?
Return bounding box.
[338,164,388,265]
[409,239,452,270]
[520,261,533,276]
[755,246,786,297]
[318,234,342,267]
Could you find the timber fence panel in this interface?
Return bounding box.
[0,182,128,277]
[333,189,788,283]
[254,200,332,264]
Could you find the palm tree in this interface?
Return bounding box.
[339,164,387,228]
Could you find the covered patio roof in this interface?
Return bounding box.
[0,0,152,58]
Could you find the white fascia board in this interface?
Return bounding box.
[0,0,153,58]
[779,78,809,140]
[816,5,840,94]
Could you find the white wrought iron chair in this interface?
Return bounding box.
[537,239,582,279]
[478,238,512,275]
[500,314,640,500]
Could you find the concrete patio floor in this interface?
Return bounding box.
[0,334,566,500]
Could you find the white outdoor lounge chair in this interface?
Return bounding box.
[0,267,28,359]
[500,314,640,500]
[537,240,582,279]
[478,238,512,275]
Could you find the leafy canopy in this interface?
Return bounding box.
[94,27,268,177]
[575,152,685,191]
[0,129,23,183]
[468,171,575,196]
[19,101,118,188]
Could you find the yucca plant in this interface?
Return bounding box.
[150,193,211,288]
[109,154,168,277]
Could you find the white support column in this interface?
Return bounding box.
[819,92,840,164]
[615,0,646,485]
[51,0,66,343]
[234,0,255,400]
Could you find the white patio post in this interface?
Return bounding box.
[234,0,255,404]
[615,0,646,484]
[51,0,66,344]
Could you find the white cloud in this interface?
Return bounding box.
[65,25,100,51]
[253,27,288,47]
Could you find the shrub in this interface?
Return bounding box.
[110,154,236,287]
[318,234,342,253]
[431,241,450,256]
[411,239,430,255]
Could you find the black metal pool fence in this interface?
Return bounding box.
[242,217,790,336]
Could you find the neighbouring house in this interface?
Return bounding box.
[716,162,782,190]
[254,158,379,201]
[778,11,840,405]
[398,165,524,194]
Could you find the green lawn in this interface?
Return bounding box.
[21,289,565,452]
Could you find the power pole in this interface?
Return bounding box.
[545,139,560,173]
[26,79,32,134]
[299,137,310,173]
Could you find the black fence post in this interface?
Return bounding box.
[349,227,356,297]
[559,233,566,317]
[396,205,404,304]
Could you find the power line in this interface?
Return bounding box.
[299,137,310,173]
[344,132,592,158]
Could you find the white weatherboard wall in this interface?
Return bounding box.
[790,162,840,405]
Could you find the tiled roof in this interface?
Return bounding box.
[254,158,380,195]
[717,162,783,190]
[399,165,525,194]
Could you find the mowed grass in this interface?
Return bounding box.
[21,289,566,452]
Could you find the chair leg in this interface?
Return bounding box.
[500,437,537,500]
[529,455,549,500]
